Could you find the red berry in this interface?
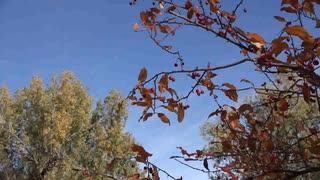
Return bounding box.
[313,59,319,66]
[227,27,232,33]
[271,153,278,160]
[227,14,236,23]
[277,79,281,84]
[288,76,293,81]
[196,89,201,96]
[184,105,190,109]
[307,63,314,70]
[174,63,178,67]
[137,84,143,89]
[150,88,155,93]
[199,20,206,25]
[267,61,273,68]
[169,76,175,82]
[243,8,248,13]
[201,90,204,94]
[219,30,226,36]
[129,2,133,5]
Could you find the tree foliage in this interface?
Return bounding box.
[128,0,320,179]
[0,72,140,180]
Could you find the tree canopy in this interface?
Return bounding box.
[0,72,140,180]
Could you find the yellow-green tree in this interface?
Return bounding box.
[0,72,139,180]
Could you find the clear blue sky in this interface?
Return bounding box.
[0,0,304,179]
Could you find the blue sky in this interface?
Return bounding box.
[0,0,312,179]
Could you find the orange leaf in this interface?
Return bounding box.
[133,23,140,30]
[158,73,168,93]
[187,8,194,19]
[185,0,192,9]
[278,98,289,111]
[302,83,311,103]
[128,173,140,180]
[158,113,170,124]
[152,165,160,180]
[263,140,274,151]
[281,6,298,13]
[247,32,265,44]
[283,25,314,43]
[138,67,147,83]
[177,102,185,123]
[274,16,286,22]
[223,89,238,102]
[207,109,222,120]
[131,144,152,163]
[222,83,236,90]
[143,113,153,121]
[238,104,252,114]
[159,25,168,33]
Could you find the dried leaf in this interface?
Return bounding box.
[278,98,289,111]
[302,83,311,103]
[207,109,221,120]
[138,67,147,83]
[185,0,192,9]
[281,6,298,13]
[263,140,274,151]
[238,104,252,114]
[187,8,194,19]
[247,32,265,44]
[158,113,170,124]
[283,25,314,43]
[274,16,286,22]
[316,20,320,28]
[143,113,153,121]
[223,89,238,102]
[131,144,152,163]
[158,73,168,93]
[152,165,160,180]
[177,102,185,123]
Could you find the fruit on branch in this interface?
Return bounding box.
[196,89,201,96]
[271,153,278,160]
[288,76,293,81]
[243,8,248,13]
[137,84,143,90]
[169,75,176,82]
[307,63,314,70]
[227,14,236,23]
[184,105,190,110]
[313,59,319,65]
[227,27,232,33]
[174,63,178,67]
[201,90,204,94]
[219,29,226,36]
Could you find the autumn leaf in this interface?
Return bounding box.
[278,98,289,111]
[274,16,286,22]
[223,89,238,102]
[187,8,194,19]
[152,165,160,180]
[302,83,311,103]
[283,25,314,43]
[143,113,153,121]
[177,102,184,123]
[158,113,170,124]
[247,32,265,44]
[238,104,252,114]
[138,67,147,83]
[158,73,168,93]
[131,144,152,163]
[128,173,140,180]
[263,140,274,151]
[207,109,222,120]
